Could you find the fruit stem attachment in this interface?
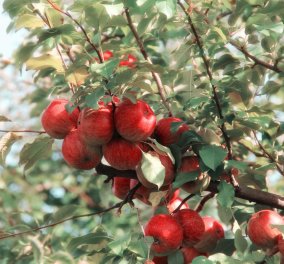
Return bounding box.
[124,8,173,116]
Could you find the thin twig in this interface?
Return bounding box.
[252,131,284,176]
[229,41,281,73]
[124,8,172,116]
[178,1,237,187]
[0,130,46,134]
[172,194,195,214]
[46,0,103,63]
[195,192,215,212]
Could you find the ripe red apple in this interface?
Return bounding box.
[130,179,152,205]
[136,151,175,189]
[62,129,102,170]
[114,99,156,142]
[167,197,189,213]
[247,210,284,249]
[41,99,80,139]
[112,177,130,200]
[102,50,113,61]
[144,214,183,254]
[154,117,189,146]
[194,216,224,253]
[150,256,168,264]
[102,138,142,170]
[179,156,209,194]
[174,209,205,247]
[182,247,208,263]
[119,54,137,68]
[77,105,114,146]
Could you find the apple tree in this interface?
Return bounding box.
[1,0,284,263]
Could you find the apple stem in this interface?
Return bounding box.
[172,194,195,214]
[195,192,215,213]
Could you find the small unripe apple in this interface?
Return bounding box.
[78,105,114,146]
[112,177,130,200]
[103,138,142,170]
[62,129,102,170]
[167,197,189,213]
[179,156,209,194]
[247,210,284,249]
[136,151,175,189]
[41,99,80,139]
[182,247,208,263]
[154,117,189,146]
[145,214,183,254]
[174,209,205,247]
[115,99,156,142]
[194,216,224,253]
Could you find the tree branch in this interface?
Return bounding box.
[195,192,215,212]
[252,131,284,176]
[172,194,195,214]
[95,164,284,210]
[46,0,103,63]
[177,1,237,187]
[124,8,172,116]
[229,41,281,73]
[0,130,46,134]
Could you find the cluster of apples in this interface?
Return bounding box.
[144,209,224,263]
[97,50,137,68]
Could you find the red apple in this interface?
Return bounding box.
[179,156,208,194]
[136,151,175,189]
[112,177,130,200]
[151,256,168,264]
[167,197,189,213]
[130,179,152,205]
[174,209,205,247]
[62,129,102,170]
[102,50,113,61]
[41,99,80,139]
[114,99,156,142]
[144,214,183,254]
[119,54,137,68]
[247,210,284,249]
[194,216,224,253]
[102,138,142,170]
[77,105,114,146]
[154,117,189,146]
[182,247,208,263]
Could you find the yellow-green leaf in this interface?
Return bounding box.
[26,54,65,73]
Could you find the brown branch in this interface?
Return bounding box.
[124,8,172,116]
[0,130,46,134]
[95,164,284,210]
[46,0,103,63]
[178,1,237,187]
[252,131,284,176]
[172,193,195,214]
[229,41,281,73]
[195,192,215,212]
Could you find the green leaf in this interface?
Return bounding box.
[108,233,131,256]
[19,136,54,171]
[0,132,22,166]
[38,24,79,42]
[192,256,214,264]
[26,54,65,73]
[29,236,44,264]
[49,204,79,223]
[147,138,175,164]
[173,171,200,189]
[156,0,177,19]
[67,226,113,253]
[217,181,235,208]
[128,239,148,258]
[15,14,45,29]
[209,253,242,263]
[234,229,248,253]
[199,145,227,171]
[168,250,184,264]
[91,58,120,78]
[85,86,105,109]
[139,152,166,189]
